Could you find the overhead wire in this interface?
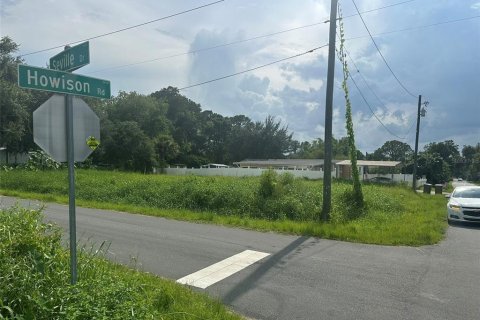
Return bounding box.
[17,0,420,68]
[19,0,225,57]
[335,0,418,21]
[89,20,331,74]
[350,0,417,98]
[86,11,480,75]
[343,46,415,139]
[178,44,329,90]
[404,121,417,139]
[348,75,409,140]
[344,48,387,109]
[346,14,480,41]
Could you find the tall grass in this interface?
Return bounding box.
[0,206,242,319]
[0,169,448,245]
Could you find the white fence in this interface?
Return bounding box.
[364,173,427,187]
[162,167,427,187]
[163,167,330,179]
[0,151,29,165]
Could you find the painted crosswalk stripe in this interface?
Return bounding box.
[176,250,270,289]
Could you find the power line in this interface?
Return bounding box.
[346,14,480,41]
[344,48,389,111]
[339,0,418,21]
[178,44,329,90]
[88,0,417,73]
[19,0,224,57]
[404,120,417,140]
[341,43,420,141]
[87,12,480,75]
[350,0,417,98]
[349,72,410,140]
[89,21,330,74]
[339,28,416,140]
[17,0,420,69]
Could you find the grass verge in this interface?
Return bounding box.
[0,169,449,246]
[0,205,243,320]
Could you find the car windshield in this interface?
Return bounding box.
[452,188,480,198]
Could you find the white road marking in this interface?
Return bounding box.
[176,249,270,289]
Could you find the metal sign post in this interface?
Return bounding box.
[65,93,77,284]
[63,43,77,285]
[19,42,109,285]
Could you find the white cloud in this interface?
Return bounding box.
[1,0,479,151]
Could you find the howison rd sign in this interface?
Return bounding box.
[18,64,110,99]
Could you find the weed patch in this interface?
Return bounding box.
[0,206,242,319]
[0,169,448,245]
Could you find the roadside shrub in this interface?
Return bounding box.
[0,169,406,223]
[22,150,62,171]
[254,171,311,220]
[258,169,278,198]
[0,206,241,319]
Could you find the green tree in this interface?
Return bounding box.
[290,139,324,159]
[258,115,293,159]
[424,140,459,166]
[469,152,480,181]
[153,134,179,169]
[225,115,256,162]
[107,91,171,138]
[424,140,461,177]
[416,152,451,184]
[102,121,156,172]
[199,110,230,164]
[371,140,413,162]
[463,144,480,181]
[0,36,33,163]
[151,87,204,167]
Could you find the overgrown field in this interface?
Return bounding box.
[0,206,242,319]
[0,169,448,245]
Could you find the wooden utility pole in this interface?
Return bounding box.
[321,0,338,221]
[412,95,422,191]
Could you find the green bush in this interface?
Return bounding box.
[0,169,407,223]
[253,171,318,220]
[0,206,241,319]
[258,169,278,198]
[22,150,62,171]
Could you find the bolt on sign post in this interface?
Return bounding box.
[19,41,110,285]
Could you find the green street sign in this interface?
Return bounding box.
[50,41,90,72]
[18,64,110,99]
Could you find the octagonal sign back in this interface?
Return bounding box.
[33,94,100,162]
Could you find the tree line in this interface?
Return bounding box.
[1,36,480,182]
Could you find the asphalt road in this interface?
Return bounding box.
[1,195,479,320]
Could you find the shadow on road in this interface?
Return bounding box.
[222,236,310,304]
[448,221,480,230]
[222,236,337,305]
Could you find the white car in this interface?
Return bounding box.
[447,186,480,223]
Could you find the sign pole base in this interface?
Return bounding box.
[66,94,77,285]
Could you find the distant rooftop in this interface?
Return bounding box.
[233,159,401,168]
[233,159,342,168]
[336,160,401,167]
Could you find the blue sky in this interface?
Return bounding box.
[1,0,479,152]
